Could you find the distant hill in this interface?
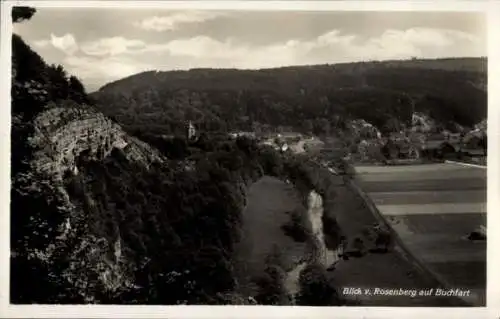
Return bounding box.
[91,57,487,137]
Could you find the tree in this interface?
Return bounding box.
[254,265,289,305]
[303,119,313,134]
[68,75,89,104]
[313,118,330,136]
[167,136,189,159]
[12,6,36,23]
[253,246,290,305]
[235,136,256,155]
[296,263,339,306]
[281,210,308,242]
[374,228,392,252]
[382,118,401,134]
[353,237,366,256]
[479,135,487,156]
[264,244,286,270]
[47,64,69,101]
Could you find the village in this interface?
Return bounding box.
[224,112,487,167]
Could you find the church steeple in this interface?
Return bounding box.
[187,120,196,140]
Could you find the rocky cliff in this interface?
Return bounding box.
[11,28,169,302]
[28,106,164,179]
[12,103,167,302]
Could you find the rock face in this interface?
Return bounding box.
[11,104,167,303]
[306,191,327,265]
[29,106,164,179]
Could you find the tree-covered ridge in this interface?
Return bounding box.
[92,58,486,138]
[12,19,90,122]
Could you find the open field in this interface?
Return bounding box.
[353,162,487,306]
[322,175,465,306]
[359,178,485,193]
[232,176,307,297]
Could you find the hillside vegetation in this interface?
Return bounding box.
[11,7,337,305]
[11,6,487,306]
[91,58,486,138]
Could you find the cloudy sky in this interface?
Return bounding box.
[13,8,487,92]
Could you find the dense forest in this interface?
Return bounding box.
[11,7,340,305]
[92,57,487,138]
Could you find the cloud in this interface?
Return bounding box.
[133,11,224,31]
[33,39,50,48]
[143,36,247,59]
[63,55,153,87]
[132,27,481,67]
[50,33,79,55]
[80,37,146,56]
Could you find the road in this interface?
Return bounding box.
[353,162,487,306]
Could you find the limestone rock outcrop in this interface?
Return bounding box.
[12,104,167,302]
[29,106,164,179]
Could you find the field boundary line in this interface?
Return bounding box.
[347,177,473,307]
[445,160,487,169]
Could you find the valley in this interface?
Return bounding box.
[9,6,488,308]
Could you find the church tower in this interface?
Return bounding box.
[187,121,196,140]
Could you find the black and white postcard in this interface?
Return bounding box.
[1,1,499,318]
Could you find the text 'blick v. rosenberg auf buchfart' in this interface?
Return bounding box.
[343,287,473,298]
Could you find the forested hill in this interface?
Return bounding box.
[92,57,487,137]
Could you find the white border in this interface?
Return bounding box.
[5,0,492,11]
[1,1,499,318]
[486,1,500,316]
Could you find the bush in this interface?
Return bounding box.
[374,228,392,252]
[322,214,343,250]
[255,247,290,305]
[296,263,340,306]
[281,210,308,243]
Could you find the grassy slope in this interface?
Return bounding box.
[233,176,307,296]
